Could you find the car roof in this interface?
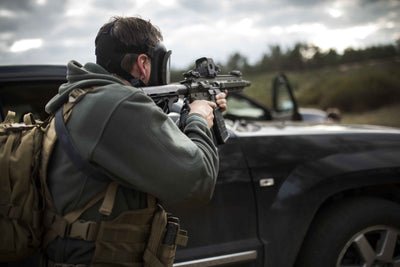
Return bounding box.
[0,65,67,82]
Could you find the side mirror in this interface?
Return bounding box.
[272,73,302,121]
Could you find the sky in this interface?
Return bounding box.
[0,0,399,69]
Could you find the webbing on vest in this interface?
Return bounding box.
[42,183,117,249]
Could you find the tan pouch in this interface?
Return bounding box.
[91,195,156,267]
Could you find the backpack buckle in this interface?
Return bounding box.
[68,88,88,103]
[66,220,99,241]
[62,221,72,238]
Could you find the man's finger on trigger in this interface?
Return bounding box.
[208,101,217,108]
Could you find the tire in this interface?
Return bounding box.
[295,197,400,267]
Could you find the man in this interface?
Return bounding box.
[42,16,226,266]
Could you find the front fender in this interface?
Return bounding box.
[263,149,400,267]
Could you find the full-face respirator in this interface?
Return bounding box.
[95,22,171,86]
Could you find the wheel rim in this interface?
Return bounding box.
[337,225,400,267]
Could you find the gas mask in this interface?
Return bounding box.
[147,43,172,86]
[95,22,171,86]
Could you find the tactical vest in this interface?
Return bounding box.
[40,88,188,267]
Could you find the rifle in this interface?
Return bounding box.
[140,57,251,145]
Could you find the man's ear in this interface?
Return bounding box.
[136,54,151,81]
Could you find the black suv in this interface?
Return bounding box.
[1,65,400,267]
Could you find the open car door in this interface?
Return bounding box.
[272,73,302,121]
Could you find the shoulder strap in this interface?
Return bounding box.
[54,107,110,182]
[41,117,58,212]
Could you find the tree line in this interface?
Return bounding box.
[222,40,400,74]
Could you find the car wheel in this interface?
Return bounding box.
[295,197,400,267]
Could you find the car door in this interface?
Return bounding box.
[169,134,263,266]
[272,74,302,121]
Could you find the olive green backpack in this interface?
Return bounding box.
[0,111,46,261]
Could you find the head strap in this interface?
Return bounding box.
[95,22,150,81]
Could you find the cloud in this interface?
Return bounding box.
[10,38,43,52]
[0,0,399,68]
[0,0,35,11]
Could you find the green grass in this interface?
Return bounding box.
[242,72,276,107]
[241,59,400,127]
[341,104,400,128]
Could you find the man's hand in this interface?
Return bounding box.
[215,90,227,112]
[189,100,216,128]
[189,91,228,128]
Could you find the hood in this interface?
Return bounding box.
[45,60,125,114]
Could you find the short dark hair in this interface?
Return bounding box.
[96,16,163,73]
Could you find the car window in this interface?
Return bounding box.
[224,94,269,120]
[275,84,294,112]
[0,81,58,122]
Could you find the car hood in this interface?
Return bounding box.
[226,120,400,137]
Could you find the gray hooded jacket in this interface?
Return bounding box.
[45,61,219,264]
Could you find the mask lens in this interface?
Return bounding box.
[163,50,172,85]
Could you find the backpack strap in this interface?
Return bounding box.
[23,113,36,125]
[54,107,110,182]
[98,181,119,216]
[54,87,110,183]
